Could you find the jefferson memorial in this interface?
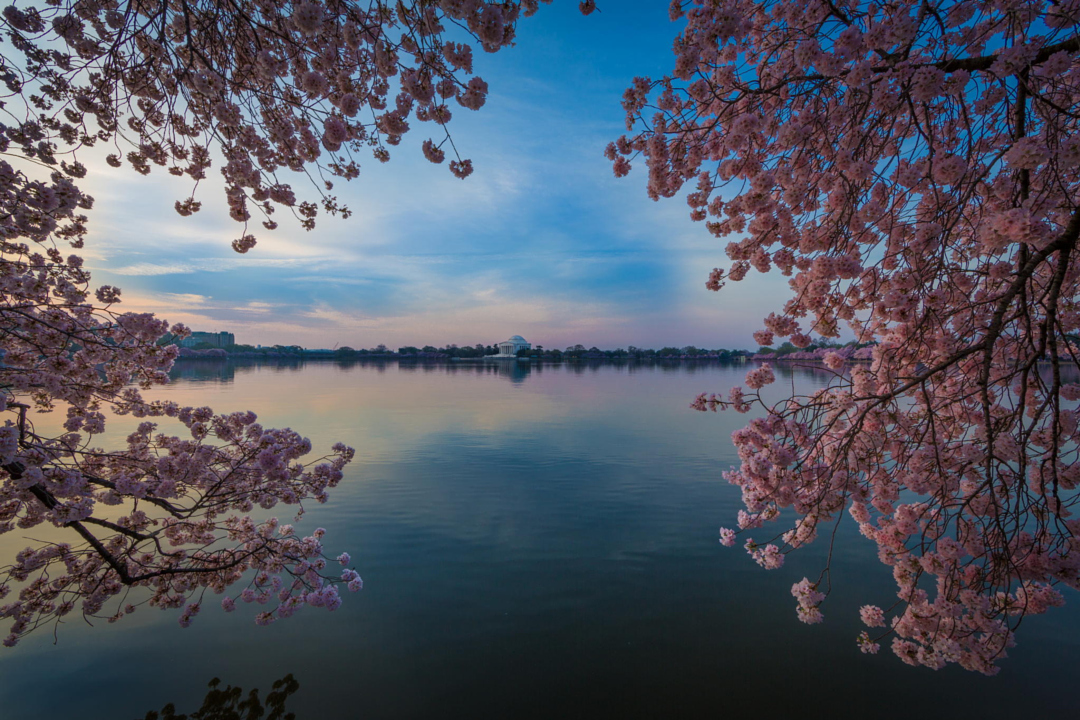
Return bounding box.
[493,335,531,358]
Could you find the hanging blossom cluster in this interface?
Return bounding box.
[0,0,598,645]
[0,143,360,642]
[1,0,555,250]
[620,0,1080,673]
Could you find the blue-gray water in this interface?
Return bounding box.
[0,360,1077,719]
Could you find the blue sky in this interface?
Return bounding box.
[81,2,792,350]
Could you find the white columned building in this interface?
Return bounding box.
[493,335,531,357]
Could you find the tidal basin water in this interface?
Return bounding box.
[1,359,1078,719]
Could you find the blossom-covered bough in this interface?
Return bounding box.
[613,0,1080,673]
[0,0,551,646]
[2,0,552,246]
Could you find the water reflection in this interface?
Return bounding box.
[3,361,1078,720]
[169,357,764,387]
[397,360,534,384]
[171,356,1080,388]
[141,675,299,720]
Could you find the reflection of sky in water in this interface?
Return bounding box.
[1,361,1078,719]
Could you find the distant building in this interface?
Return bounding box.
[493,335,531,358]
[179,331,236,349]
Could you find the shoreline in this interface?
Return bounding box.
[173,353,755,363]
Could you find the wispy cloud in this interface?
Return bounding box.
[70,3,779,350]
[109,258,321,276]
[286,276,373,286]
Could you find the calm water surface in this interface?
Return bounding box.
[0,360,1077,719]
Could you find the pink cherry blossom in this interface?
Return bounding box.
[624,0,1080,673]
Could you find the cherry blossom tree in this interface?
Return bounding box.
[612,0,1080,673]
[0,0,550,646]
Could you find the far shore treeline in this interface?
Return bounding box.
[170,338,876,362]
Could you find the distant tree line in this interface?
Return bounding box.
[172,341,777,361]
[323,344,757,360]
[392,344,497,358]
[514,345,753,361]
